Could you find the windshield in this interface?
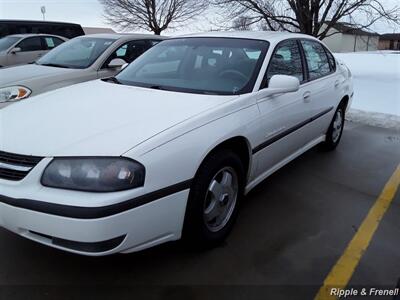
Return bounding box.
[37,37,116,69]
[115,38,269,95]
[0,36,20,52]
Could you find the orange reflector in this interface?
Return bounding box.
[18,88,28,98]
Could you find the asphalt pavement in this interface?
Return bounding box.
[0,121,399,300]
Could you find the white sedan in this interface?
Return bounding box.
[0,31,353,256]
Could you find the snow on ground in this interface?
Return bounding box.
[346,109,400,130]
[335,51,400,129]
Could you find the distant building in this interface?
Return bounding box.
[320,22,379,53]
[83,27,116,35]
[379,34,400,50]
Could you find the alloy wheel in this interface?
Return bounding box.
[203,167,239,233]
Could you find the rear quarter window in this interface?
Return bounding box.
[301,40,332,80]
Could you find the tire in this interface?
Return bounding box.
[182,149,245,248]
[321,104,345,151]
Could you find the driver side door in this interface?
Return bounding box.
[8,37,47,66]
[252,39,314,178]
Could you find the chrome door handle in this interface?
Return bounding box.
[303,91,311,103]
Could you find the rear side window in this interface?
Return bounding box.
[17,37,44,52]
[324,47,336,72]
[43,37,64,50]
[52,25,80,39]
[301,40,332,80]
[0,22,84,39]
[264,39,304,87]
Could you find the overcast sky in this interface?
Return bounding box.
[0,0,399,35]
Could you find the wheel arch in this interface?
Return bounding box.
[338,95,350,112]
[340,95,350,111]
[195,136,253,184]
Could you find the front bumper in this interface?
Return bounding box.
[0,188,190,256]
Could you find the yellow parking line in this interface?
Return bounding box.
[315,164,400,300]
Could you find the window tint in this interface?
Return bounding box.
[301,40,331,80]
[0,22,84,39]
[104,40,151,68]
[43,37,64,50]
[17,37,43,52]
[265,40,304,86]
[0,24,9,37]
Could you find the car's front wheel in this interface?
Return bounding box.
[322,105,345,151]
[183,149,245,247]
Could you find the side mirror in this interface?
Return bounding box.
[10,47,21,54]
[108,58,127,69]
[268,75,300,94]
[258,75,300,98]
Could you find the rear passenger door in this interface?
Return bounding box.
[10,36,47,65]
[299,39,340,139]
[254,39,314,177]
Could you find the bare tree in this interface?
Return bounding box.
[232,16,254,30]
[212,0,400,40]
[100,0,209,35]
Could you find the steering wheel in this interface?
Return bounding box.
[218,69,248,83]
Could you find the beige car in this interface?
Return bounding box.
[0,34,165,107]
[0,34,67,67]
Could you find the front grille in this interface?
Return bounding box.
[0,151,43,181]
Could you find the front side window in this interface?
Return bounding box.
[115,38,269,95]
[103,40,153,68]
[17,37,43,52]
[301,40,331,80]
[149,40,162,46]
[37,37,115,69]
[0,36,19,51]
[264,39,304,87]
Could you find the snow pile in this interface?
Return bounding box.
[335,51,400,129]
[346,109,400,130]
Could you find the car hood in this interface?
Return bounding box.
[0,64,77,86]
[0,80,238,157]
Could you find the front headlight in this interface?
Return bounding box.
[0,86,32,103]
[41,158,145,192]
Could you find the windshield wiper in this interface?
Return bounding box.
[103,77,122,84]
[148,85,168,91]
[39,63,71,69]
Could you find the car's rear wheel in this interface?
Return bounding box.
[322,105,345,151]
[183,149,245,247]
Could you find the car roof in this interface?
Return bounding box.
[7,33,67,39]
[175,31,319,43]
[82,33,167,41]
[0,19,81,26]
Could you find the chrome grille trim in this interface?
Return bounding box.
[0,151,43,181]
[0,162,32,172]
